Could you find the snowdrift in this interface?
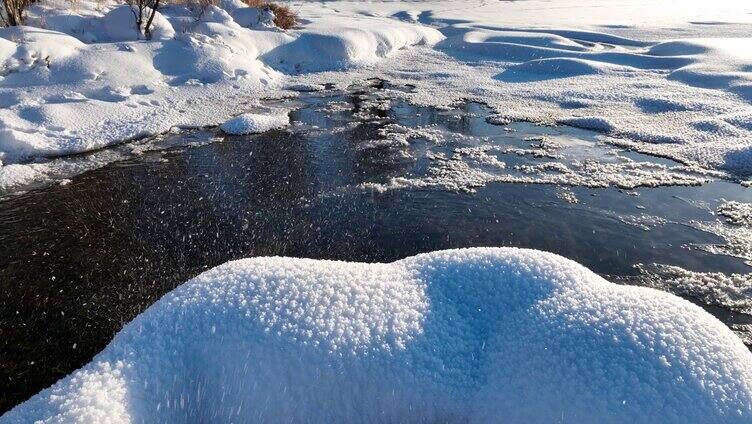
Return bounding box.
[422,24,752,176]
[3,248,752,423]
[261,23,444,73]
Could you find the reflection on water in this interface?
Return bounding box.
[1,79,751,412]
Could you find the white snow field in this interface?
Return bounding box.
[3,248,752,423]
[2,0,752,191]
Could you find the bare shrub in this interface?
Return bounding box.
[1,0,33,26]
[126,0,161,37]
[241,0,297,29]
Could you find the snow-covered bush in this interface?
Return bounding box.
[161,2,236,34]
[124,0,163,38]
[242,0,297,29]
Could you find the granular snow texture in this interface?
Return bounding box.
[3,248,752,423]
[220,113,289,135]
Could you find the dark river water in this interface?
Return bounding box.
[1,79,751,413]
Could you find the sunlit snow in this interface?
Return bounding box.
[3,248,752,423]
[2,0,752,421]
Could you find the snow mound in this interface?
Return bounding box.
[220,112,289,135]
[161,4,238,33]
[0,26,84,74]
[0,37,16,64]
[657,38,752,101]
[463,30,592,52]
[437,29,690,70]
[3,248,752,423]
[261,22,444,73]
[722,146,752,177]
[100,5,175,42]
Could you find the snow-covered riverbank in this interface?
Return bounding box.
[301,0,752,178]
[2,0,752,192]
[0,0,443,189]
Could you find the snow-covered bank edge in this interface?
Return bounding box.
[0,0,443,192]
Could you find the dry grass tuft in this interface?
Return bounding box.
[242,0,297,30]
[241,0,264,7]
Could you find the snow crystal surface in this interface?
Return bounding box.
[232,6,275,29]
[362,132,708,194]
[220,112,289,135]
[718,200,752,227]
[3,248,752,423]
[688,219,752,266]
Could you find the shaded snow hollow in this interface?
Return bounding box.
[3,248,752,423]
